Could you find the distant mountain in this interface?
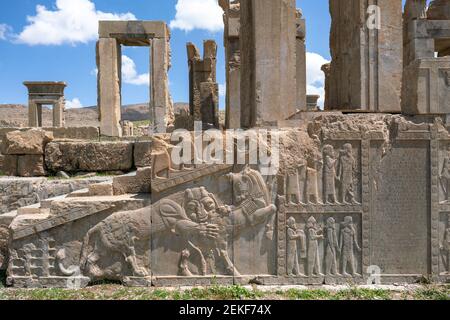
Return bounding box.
[0,103,189,127]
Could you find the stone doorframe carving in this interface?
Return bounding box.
[97,21,173,137]
[24,81,66,128]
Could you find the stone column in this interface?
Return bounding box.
[187,40,219,129]
[151,35,173,134]
[28,101,39,127]
[97,38,122,137]
[296,9,307,112]
[328,0,403,112]
[221,0,242,129]
[321,63,331,110]
[53,97,65,128]
[240,0,297,128]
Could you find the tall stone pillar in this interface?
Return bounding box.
[328,0,403,112]
[187,40,219,129]
[240,0,297,128]
[321,63,331,110]
[151,36,173,134]
[220,0,242,129]
[296,9,307,112]
[97,38,122,137]
[53,97,65,127]
[28,101,39,127]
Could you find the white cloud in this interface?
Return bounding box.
[65,98,83,109]
[122,55,150,86]
[15,0,136,45]
[0,24,11,40]
[218,83,226,97]
[170,0,224,32]
[306,52,330,108]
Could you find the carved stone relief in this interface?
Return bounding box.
[284,213,362,278]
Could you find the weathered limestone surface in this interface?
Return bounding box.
[220,0,242,129]
[45,142,134,173]
[17,155,46,177]
[7,114,450,287]
[0,176,110,214]
[402,58,450,114]
[0,127,99,141]
[97,38,122,137]
[134,141,152,168]
[240,0,297,127]
[151,35,174,134]
[187,40,219,129]
[296,9,307,112]
[2,129,53,155]
[402,1,450,114]
[328,0,403,112]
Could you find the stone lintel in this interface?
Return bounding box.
[99,21,168,40]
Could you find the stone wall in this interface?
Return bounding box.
[0,176,110,215]
[0,127,99,141]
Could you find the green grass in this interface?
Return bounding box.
[132,120,151,127]
[0,285,448,300]
[412,286,450,300]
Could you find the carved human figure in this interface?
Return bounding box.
[324,217,340,276]
[306,216,324,276]
[340,216,361,277]
[441,213,450,274]
[286,217,306,276]
[306,158,322,204]
[440,146,450,202]
[175,167,276,276]
[181,187,236,276]
[323,145,337,204]
[337,143,358,204]
[286,172,302,205]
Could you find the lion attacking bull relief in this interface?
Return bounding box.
[77,167,276,281]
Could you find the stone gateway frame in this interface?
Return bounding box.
[24,82,66,128]
[96,21,173,137]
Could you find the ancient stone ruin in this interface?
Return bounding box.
[1,0,450,288]
[24,82,67,128]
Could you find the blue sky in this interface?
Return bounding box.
[0,0,412,109]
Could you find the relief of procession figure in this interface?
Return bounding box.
[286,217,306,276]
[306,216,324,276]
[285,143,359,206]
[340,216,361,277]
[337,144,359,204]
[323,145,338,204]
[286,215,361,278]
[324,217,340,276]
[322,143,359,205]
[441,213,450,274]
[439,146,450,203]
